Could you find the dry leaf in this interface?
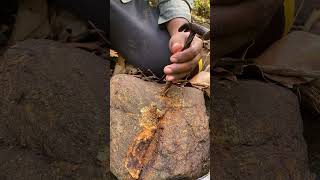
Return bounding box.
[110,49,119,58]
[113,56,126,75]
[190,71,210,96]
[126,64,139,75]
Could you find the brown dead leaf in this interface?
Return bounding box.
[126,64,139,75]
[190,71,210,96]
[113,56,126,76]
[110,49,119,57]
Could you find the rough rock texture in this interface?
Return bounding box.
[110,74,209,180]
[211,80,315,180]
[0,39,108,179]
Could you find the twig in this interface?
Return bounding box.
[215,58,255,67]
[294,0,305,28]
[252,65,320,79]
[160,81,172,96]
[88,21,110,45]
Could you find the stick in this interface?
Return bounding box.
[254,65,320,79]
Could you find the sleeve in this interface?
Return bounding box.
[157,0,194,24]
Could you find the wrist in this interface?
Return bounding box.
[166,18,189,36]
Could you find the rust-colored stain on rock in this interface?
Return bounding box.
[125,103,165,179]
[111,74,209,180]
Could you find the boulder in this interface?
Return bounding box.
[110,74,209,180]
[0,39,108,179]
[211,80,315,180]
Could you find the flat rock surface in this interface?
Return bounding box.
[110,74,209,180]
[211,80,315,180]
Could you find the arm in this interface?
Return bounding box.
[157,0,193,25]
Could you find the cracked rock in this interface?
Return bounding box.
[110,74,210,180]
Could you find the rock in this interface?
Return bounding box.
[10,0,51,43]
[255,31,320,87]
[0,144,107,180]
[49,8,89,41]
[301,94,320,176]
[256,31,320,72]
[211,80,315,180]
[0,39,108,179]
[302,107,320,177]
[110,74,209,180]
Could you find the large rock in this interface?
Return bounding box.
[0,39,108,179]
[110,74,209,180]
[0,144,106,180]
[211,80,315,180]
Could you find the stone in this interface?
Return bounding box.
[211,79,315,180]
[110,74,209,180]
[0,39,108,179]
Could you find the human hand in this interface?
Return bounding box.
[164,18,203,82]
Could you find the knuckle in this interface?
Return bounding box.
[190,46,198,55]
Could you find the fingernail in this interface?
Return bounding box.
[170,57,177,63]
[167,76,174,81]
[165,67,172,74]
